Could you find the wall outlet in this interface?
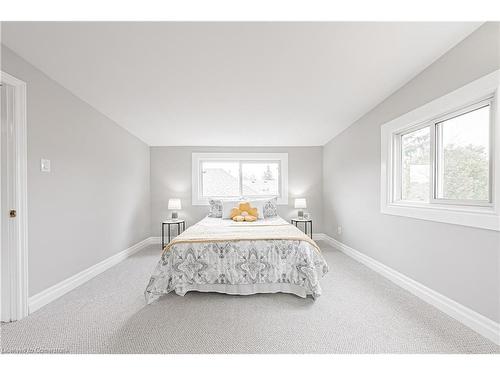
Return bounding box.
[337,225,342,235]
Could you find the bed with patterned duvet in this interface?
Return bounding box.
[144,216,329,303]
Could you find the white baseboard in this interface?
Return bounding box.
[317,233,500,346]
[312,233,326,241]
[28,237,154,314]
[150,236,162,244]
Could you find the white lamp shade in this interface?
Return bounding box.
[294,198,307,209]
[168,198,182,210]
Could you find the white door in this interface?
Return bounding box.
[1,83,16,322]
[1,73,28,322]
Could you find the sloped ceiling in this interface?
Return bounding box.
[1,22,481,145]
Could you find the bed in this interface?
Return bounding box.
[144,216,329,303]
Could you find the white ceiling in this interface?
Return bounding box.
[1,22,481,146]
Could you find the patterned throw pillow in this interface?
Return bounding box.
[208,199,223,218]
[262,197,278,218]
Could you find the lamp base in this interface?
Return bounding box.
[298,210,304,219]
[171,212,178,219]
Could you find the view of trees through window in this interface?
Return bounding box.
[437,105,490,201]
[399,103,490,203]
[242,163,279,196]
[201,161,279,197]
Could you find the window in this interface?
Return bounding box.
[394,100,492,206]
[192,153,288,205]
[381,70,499,231]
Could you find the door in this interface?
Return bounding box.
[1,83,16,321]
[1,72,28,322]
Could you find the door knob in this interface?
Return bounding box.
[10,210,16,218]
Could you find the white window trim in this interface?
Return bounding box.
[381,70,500,231]
[192,152,289,205]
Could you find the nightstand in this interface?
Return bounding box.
[291,218,313,238]
[162,219,186,249]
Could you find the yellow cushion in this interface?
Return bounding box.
[230,202,259,221]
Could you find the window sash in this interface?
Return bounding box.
[432,100,493,206]
[200,159,282,199]
[393,122,432,203]
[393,97,494,208]
[200,160,240,198]
[241,160,282,198]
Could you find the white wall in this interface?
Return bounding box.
[150,146,323,236]
[1,46,151,296]
[322,23,500,322]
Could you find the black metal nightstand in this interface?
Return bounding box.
[162,219,186,249]
[291,218,313,238]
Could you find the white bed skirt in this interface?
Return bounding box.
[170,283,311,299]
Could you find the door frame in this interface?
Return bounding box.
[1,71,28,321]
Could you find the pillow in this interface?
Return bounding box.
[208,199,223,218]
[247,197,278,218]
[222,199,243,219]
[230,202,258,222]
[262,197,278,218]
[246,199,266,219]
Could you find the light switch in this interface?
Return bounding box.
[40,158,51,173]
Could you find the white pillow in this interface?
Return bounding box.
[221,199,242,219]
[247,199,266,219]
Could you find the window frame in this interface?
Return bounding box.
[381,70,500,231]
[392,97,494,207]
[192,152,289,205]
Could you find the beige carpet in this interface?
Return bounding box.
[1,242,498,354]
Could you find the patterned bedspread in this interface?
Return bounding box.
[144,217,329,302]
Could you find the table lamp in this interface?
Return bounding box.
[294,198,307,219]
[168,198,182,219]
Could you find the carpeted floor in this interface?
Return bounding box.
[1,242,498,354]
